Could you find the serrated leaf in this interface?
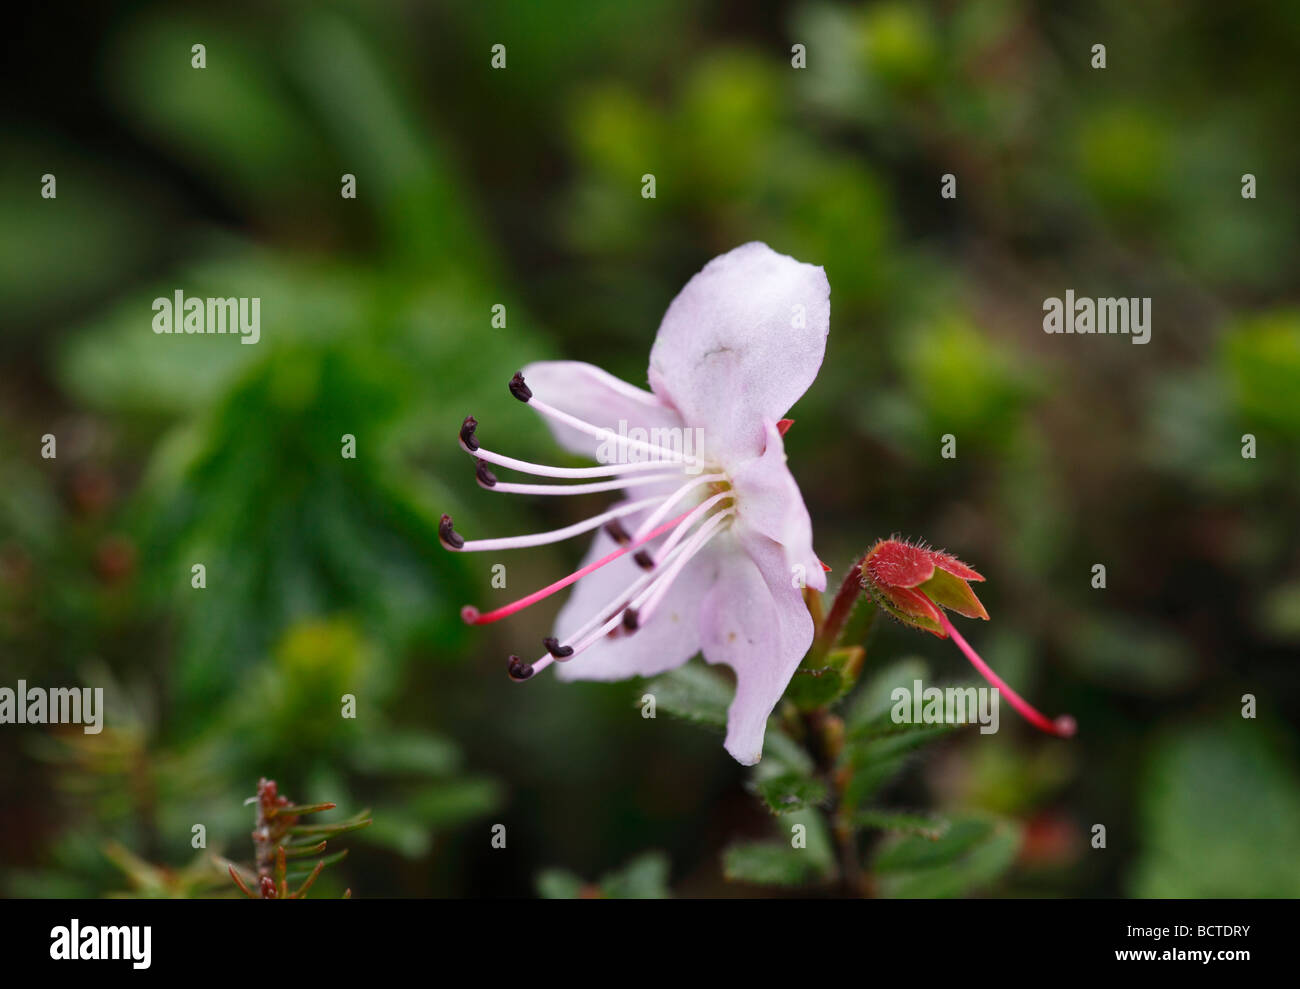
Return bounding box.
[722,809,835,886]
[873,814,1022,898]
[784,646,864,711]
[841,721,965,811]
[752,773,829,814]
[643,661,731,727]
[844,657,929,732]
[723,842,815,886]
[853,810,949,840]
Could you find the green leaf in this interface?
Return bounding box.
[643,660,731,727]
[536,852,671,899]
[841,721,964,811]
[598,852,672,899]
[351,732,463,777]
[752,773,829,815]
[274,802,336,817]
[536,869,588,899]
[844,657,929,733]
[285,812,373,837]
[762,729,817,776]
[404,778,502,829]
[784,646,864,710]
[722,809,835,886]
[723,843,815,886]
[1130,719,1300,897]
[873,813,1021,898]
[853,810,949,840]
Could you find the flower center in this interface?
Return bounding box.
[442,372,737,682]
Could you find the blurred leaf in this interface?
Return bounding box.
[536,868,587,900]
[643,660,731,728]
[598,851,672,899]
[845,656,930,733]
[854,810,950,840]
[1062,615,1197,693]
[751,773,829,815]
[404,778,502,830]
[1258,580,1300,642]
[1223,310,1300,440]
[537,851,671,899]
[785,646,864,711]
[351,731,463,777]
[841,721,963,812]
[723,809,835,887]
[1131,720,1300,897]
[874,813,1022,898]
[1075,105,1173,221]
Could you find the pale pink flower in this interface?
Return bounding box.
[441,243,830,763]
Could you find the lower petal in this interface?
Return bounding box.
[700,532,814,764]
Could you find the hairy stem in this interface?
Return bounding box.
[810,561,865,661]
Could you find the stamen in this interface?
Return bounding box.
[642,491,733,566]
[509,372,533,402]
[936,611,1077,738]
[540,507,736,672]
[460,506,697,625]
[535,520,709,649]
[446,495,663,554]
[479,471,682,496]
[460,416,480,451]
[467,442,688,479]
[510,372,703,466]
[629,473,727,542]
[542,636,573,659]
[628,509,734,629]
[475,459,498,487]
[438,514,464,550]
[605,520,631,545]
[633,550,653,570]
[507,655,534,682]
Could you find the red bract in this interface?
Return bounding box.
[861,537,1076,738]
[862,538,988,635]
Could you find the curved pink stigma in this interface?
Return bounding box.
[936,611,1076,738]
[460,507,697,626]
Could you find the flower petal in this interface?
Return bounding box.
[700,530,815,765]
[552,523,719,682]
[647,243,830,464]
[520,360,686,461]
[730,419,826,591]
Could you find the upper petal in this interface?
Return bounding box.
[699,529,815,765]
[730,418,826,592]
[519,360,686,461]
[647,242,830,464]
